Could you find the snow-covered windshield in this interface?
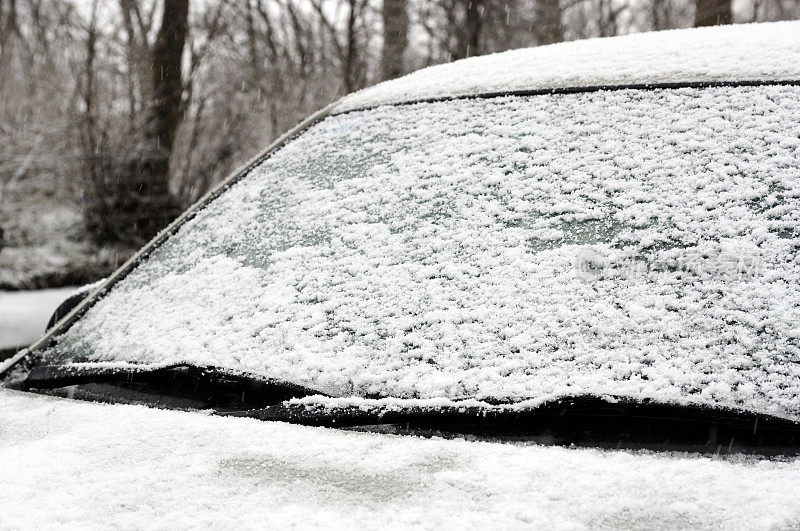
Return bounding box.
[39,85,800,420]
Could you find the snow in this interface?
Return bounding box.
[0,195,85,290]
[0,288,74,350]
[38,84,800,421]
[0,187,121,290]
[1,389,799,529]
[337,21,800,112]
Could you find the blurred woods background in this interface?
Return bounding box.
[1,0,799,289]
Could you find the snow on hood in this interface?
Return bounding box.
[37,84,800,421]
[2,389,800,528]
[336,21,800,112]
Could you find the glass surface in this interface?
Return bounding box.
[40,86,800,419]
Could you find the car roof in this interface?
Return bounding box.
[336,21,800,113]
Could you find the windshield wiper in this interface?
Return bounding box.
[23,363,323,411]
[21,365,800,455]
[222,397,800,455]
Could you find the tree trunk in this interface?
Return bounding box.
[534,0,563,45]
[380,0,408,81]
[455,0,483,59]
[694,0,732,26]
[132,0,188,242]
[0,0,19,64]
[82,0,189,246]
[343,0,361,93]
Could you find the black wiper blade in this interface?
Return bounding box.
[24,363,324,411]
[22,365,800,455]
[223,397,800,456]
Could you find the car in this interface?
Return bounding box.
[2,21,800,528]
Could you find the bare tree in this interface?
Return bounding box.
[1,0,77,198]
[137,0,188,225]
[534,0,563,44]
[695,0,733,25]
[119,0,156,125]
[748,0,800,21]
[443,0,486,60]
[5,0,800,286]
[381,0,408,80]
[0,0,20,65]
[311,0,370,94]
[81,0,189,245]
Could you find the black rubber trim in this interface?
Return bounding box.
[24,364,325,411]
[329,79,800,117]
[46,290,91,331]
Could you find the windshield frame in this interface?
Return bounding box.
[3,78,800,378]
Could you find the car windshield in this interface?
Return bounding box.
[30,85,800,430]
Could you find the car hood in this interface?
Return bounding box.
[1,388,799,529]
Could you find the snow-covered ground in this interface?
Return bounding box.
[0,288,74,349]
[1,388,799,529]
[0,180,130,290]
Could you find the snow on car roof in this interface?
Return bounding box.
[3,388,800,528]
[336,21,800,112]
[38,83,800,421]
